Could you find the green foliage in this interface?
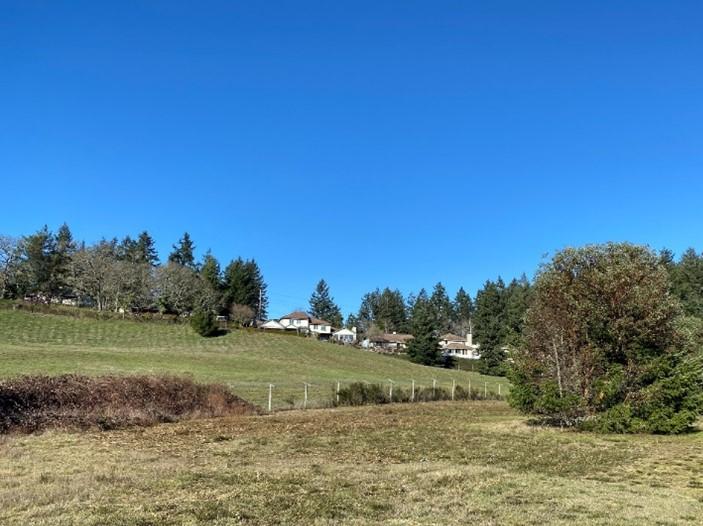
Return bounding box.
[452,287,473,332]
[168,232,196,269]
[667,248,703,318]
[407,296,443,366]
[223,258,268,319]
[190,308,219,337]
[309,279,343,328]
[510,243,703,434]
[357,287,408,334]
[429,282,454,332]
[336,382,389,405]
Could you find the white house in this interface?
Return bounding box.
[439,332,480,359]
[279,311,311,330]
[273,311,333,339]
[333,327,357,344]
[260,319,287,331]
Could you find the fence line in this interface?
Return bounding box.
[236,378,509,413]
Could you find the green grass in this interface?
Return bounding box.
[1,401,702,525]
[0,309,505,409]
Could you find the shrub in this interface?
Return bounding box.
[509,243,703,434]
[334,382,503,407]
[0,374,258,434]
[190,309,218,337]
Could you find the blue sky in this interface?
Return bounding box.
[2,1,702,317]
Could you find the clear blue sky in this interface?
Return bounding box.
[2,1,702,317]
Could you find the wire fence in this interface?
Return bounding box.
[226,378,510,412]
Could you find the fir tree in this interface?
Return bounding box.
[429,282,454,332]
[135,231,159,266]
[474,278,508,375]
[453,287,474,332]
[200,251,222,291]
[223,258,268,319]
[407,295,442,366]
[168,232,196,269]
[309,279,343,328]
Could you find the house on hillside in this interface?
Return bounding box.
[264,311,334,339]
[362,332,414,352]
[333,327,357,344]
[439,332,480,359]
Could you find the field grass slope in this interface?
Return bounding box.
[0,309,505,409]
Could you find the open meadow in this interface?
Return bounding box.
[1,401,702,525]
[0,308,504,409]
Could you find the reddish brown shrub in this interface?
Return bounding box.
[0,374,259,434]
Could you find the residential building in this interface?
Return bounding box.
[439,332,480,359]
[333,327,357,344]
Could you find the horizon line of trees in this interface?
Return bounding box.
[0,225,268,322]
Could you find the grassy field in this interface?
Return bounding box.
[1,401,702,525]
[0,309,505,409]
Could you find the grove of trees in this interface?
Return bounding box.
[0,224,268,324]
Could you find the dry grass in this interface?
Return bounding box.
[1,401,702,525]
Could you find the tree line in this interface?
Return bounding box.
[0,225,268,322]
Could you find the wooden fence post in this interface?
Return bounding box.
[451,379,456,401]
[336,380,340,404]
[432,378,437,399]
[484,382,487,398]
[303,382,310,409]
[388,379,394,402]
[411,379,415,402]
[268,384,274,413]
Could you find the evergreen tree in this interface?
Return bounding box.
[168,232,196,269]
[309,279,343,328]
[669,248,703,318]
[135,231,159,266]
[223,258,268,319]
[52,223,76,299]
[453,287,474,333]
[407,296,442,366]
[376,288,408,333]
[504,274,532,344]
[200,251,222,291]
[19,225,56,300]
[345,313,358,330]
[429,282,454,332]
[474,278,508,375]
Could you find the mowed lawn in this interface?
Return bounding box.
[1,401,702,525]
[0,309,505,408]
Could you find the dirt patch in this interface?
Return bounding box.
[0,374,259,434]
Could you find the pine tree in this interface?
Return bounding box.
[407,295,442,366]
[223,258,268,319]
[453,287,474,333]
[669,248,703,318]
[135,231,159,266]
[376,288,408,333]
[52,223,76,299]
[168,232,196,269]
[504,274,532,344]
[20,226,56,300]
[200,251,222,291]
[309,279,343,328]
[474,278,508,375]
[345,313,358,330]
[429,282,454,332]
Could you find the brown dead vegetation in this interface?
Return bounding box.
[0,374,258,434]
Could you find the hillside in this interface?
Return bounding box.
[0,309,506,409]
